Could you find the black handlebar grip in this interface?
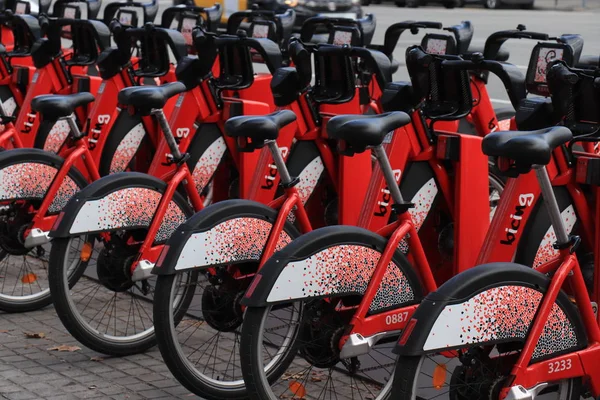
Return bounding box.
[548,62,579,85]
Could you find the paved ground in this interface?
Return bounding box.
[0,308,199,399]
[2,2,600,400]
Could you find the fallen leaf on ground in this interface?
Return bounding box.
[90,356,105,362]
[24,332,45,339]
[88,385,97,390]
[47,345,81,352]
[21,273,38,284]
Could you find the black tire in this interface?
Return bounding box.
[240,235,423,400]
[395,0,406,6]
[520,1,534,7]
[0,152,87,313]
[154,208,301,400]
[406,0,419,7]
[48,188,194,356]
[361,0,371,5]
[393,279,585,400]
[98,111,152,176]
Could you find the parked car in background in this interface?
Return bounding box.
[176,0,363,27]
[390,0,533,8]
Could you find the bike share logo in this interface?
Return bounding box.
[374,169,402,217]
[88,115,111,150]
[21,113,36,134]
[500,193,535,245]
[176,128,190,139]
[261,147,289,189]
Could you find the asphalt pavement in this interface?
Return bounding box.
[2,2,600,399]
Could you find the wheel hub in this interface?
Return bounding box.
[448,350,505,400]
[0,206,33,255]
[300,301,347,368]
[201,284,245,332]
[96,236,138,292]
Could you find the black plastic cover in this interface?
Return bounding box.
[52,0,102,20]
[547,61,600,133]
[7,14,42,57]
[406,45,472,121]
[525,40,579,96]
[445,21,473,55]
[271,67,301,107]
[123,25,188,76]
[227,9,295,48]
[420,33,457,55]
[300,14,376,47]
[380,81,418,112]
[103,1,159,26]
[161,4,222,33]
[313,44,355,104]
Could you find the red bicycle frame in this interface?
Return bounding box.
[337,128,490,347]
[477,147,596,273]
[21,67,177,237]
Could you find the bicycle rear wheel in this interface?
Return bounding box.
[241,298,396,400]
[394,348,581,400]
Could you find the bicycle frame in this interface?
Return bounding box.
[497,246,600,398]
[26,126,101,237]
[20,69,163,237]
[477,147,596,272]
[245,90,374,226]
[87,71,170,169]
[6,58,101,149]
[467,77,515,134]
[336,129,489,348]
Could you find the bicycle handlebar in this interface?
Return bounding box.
[483,26,549,60]
[442,56,526,108]
[381,21,443,57]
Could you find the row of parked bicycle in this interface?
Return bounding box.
[1,0,600,399]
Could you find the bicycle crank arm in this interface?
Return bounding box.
[131,259,155,282]
[23,229,51,248]
[505,383,549,400]
[339,331,401,359]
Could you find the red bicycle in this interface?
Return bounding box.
[392,60,600,400]
[232,35,585,399]
[0,12,107,150]
[146,34,489,398]
[0,16,211,312]
[43,26,290,357]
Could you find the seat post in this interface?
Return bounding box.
[372,144,405,205]
[533,164,570,247]
[65,114,82,139]
[151,108,182,161]
[266,140,293,186]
